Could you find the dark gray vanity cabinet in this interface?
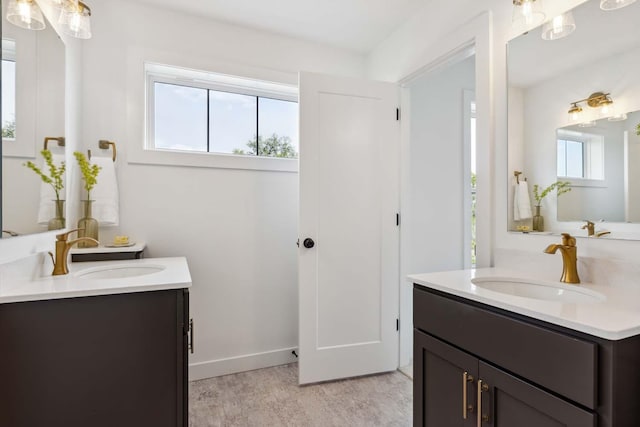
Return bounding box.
[0,288,190,427]
[414,285,640,427]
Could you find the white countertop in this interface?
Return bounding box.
[0,257,192,304]
[69,241,146,254]
[409,268,640,341]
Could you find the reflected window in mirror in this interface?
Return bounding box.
[557,130,604,180]
[2,39,16,140]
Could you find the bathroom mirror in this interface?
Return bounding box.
[508,0,640,238]
[1,2,66,237]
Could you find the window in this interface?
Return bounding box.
[557,139,584,178]
[556,130,604,180]
[2,39,16,139]
[147,64,298,159]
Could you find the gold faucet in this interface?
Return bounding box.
[544,233,580,284]
[581,220,595,237]
[49,229,99,276]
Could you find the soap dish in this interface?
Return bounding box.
[104,242,136,248]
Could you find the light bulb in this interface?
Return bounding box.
[18,0,32,25]
[69,12,81,33]
[523,2,533,24]
[552,15,564,34]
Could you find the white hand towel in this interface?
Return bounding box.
[37,153,65,225]
[91,156,119,227]
[514,180,533,221]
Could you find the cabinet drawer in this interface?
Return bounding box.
[414,286,597,409]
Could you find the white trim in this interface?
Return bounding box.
[463,90,476,268]
[189,347,298,381]
[396,11,493,369]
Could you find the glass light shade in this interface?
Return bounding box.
[541,12,576,41]
[600,0,637,10]
[6,0,46,30]
[599,99,614,117]
[568,104,583,123]
[513,0,546,30]
[578,120,596,128]
[59,1,91,39]
[608,113,628,122]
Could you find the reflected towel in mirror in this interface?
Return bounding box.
[91,156,119,226]
[514,180,533,221]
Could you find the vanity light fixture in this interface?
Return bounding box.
[541,12,576,41]
[6,0,46,30]
[568,92,614,122]
[600,0,637,11]
[512,0,546,30]
[58,0,91,39]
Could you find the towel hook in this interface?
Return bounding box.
[514,171,526,184]
[43,137,65,151]
[98,140,117,162]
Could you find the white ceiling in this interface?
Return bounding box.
[130,0,429,53]
[509,0,640,88]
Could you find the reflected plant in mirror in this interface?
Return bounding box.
[73,151,101,247]
[532,181,571,231]
[24,150,66,230]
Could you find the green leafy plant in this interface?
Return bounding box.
[636,122,640,136]
[74,151,101,200]
[533,181,571,206]
[24,149,66,201]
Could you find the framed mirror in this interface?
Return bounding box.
[508,0,640,239]
[1,1,66,237]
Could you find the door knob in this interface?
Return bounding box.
[303,238,315,249]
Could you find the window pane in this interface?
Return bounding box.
[2,60,16,139]
[557,140,566,176]
[566,140,584,178]
[209,90,257,155]
[154,82,207,151]
[258,98,298,158]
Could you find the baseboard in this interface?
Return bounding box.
[189,347,298,381]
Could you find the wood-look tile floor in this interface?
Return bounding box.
[189,363,413,427]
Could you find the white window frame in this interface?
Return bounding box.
[557,129,606,187]
[139,62,299,173]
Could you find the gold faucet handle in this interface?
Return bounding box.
[561,233,576,246]
[55,228,83,241]
[581,220,594,229]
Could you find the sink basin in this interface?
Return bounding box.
[471,277,606,304]
[75,265,166,280]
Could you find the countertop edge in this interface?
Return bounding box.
[409,269,640,341]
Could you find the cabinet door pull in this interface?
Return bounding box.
[463,371,474,419]
[189,318,194,354]
[477,379,489,426]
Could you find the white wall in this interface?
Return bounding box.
[625,112,640,222]
[80,0,366,379]
[399,56,475,367]
[367,0,640,271]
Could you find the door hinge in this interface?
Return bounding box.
[396,318,400,331]
[396,108,400,121]
[396,213,400,227]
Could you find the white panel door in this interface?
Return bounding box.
[298,71,400,385]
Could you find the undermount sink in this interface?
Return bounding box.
[471,276,606,304]
[75,264,166,280]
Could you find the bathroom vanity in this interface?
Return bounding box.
[0,257,192,427]
[411,269,640,427]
